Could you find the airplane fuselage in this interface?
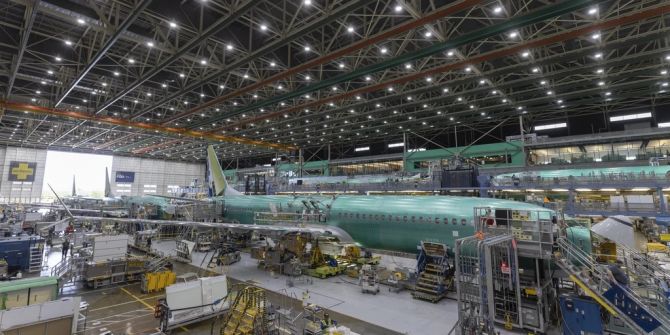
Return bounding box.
[219,194,552,252]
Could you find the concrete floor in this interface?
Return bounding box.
[40,243,403,335]
[34,240,538,335]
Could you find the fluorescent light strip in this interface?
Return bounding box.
[388,142,404,148]
[610,112,651,122]
[659,122,670,128]
[355,146,370,152]
[534,122,567,131]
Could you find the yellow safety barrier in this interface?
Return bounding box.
[143,271,176,293]
[659,234,670,242]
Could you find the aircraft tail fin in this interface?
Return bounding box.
[72,175,76,197]
[104,167,112,197]
[207,145,241,196]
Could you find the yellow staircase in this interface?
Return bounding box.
[221,287,267,335]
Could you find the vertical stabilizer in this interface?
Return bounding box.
[72,175,77,197]
[105,167,112,197]
[207,145,242,196]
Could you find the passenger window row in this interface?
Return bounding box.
[335,212,467,225]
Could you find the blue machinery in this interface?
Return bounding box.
[0,236,44,273]
[455,207,670,335]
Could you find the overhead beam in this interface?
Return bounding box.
[129,0,373,120]
[164,0,485,125]
[6,0,38,98]
[54,0,154,107]
[0,101,296,152]
[201,0,601,128]
[96,0,259,114]
[219,0,668,131]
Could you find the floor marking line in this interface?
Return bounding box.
[120,287,189,332]
[89,295,165,312]
[120,287,155,310]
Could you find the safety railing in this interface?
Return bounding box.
[555,237,670,334]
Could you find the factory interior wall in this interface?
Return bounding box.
[0,146,47,203]
[111,156,205,196]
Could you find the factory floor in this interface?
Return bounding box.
[39,245,402,335]
[33,242,553,335]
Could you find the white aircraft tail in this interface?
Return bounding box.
[206,145,242,196]
[104,167,112,197]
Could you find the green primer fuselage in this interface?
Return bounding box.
[221,194,551,253]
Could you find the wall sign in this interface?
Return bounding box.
[115,171,135,183]
[8,161,36,182]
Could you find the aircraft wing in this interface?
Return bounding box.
[71,216,353,242]
[145,195,209,203]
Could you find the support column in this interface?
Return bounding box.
[519,115,527,167]
[402,132,407,172]
[298,148,304,178]
[657,187,667,214]
[567,189,576,215]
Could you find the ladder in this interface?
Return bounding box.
[220,286,268,335]
[555,237,670,335]
[412,241,452,302]
[28,241,43,273]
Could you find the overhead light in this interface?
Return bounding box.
[146,41,154,47]
[631,187,650,192]
[169,21,178,28]
[113,71,120,76]
[304,0,312,5]
[424,31,432,38]
[47,70,54,75]
[260,24,268,31]
[226,44,234,51]
[493,6,503,14]
[200,59,207,65]
[380,47,388,54]
[394,5,402,12]
[531,67,540,73]
[552,189,569,192]
[270,61,276,67]
[610,112,651,122]
[162,83,167,88]
[596,68,604,73]
[55,56,62,62]
[508,31,518,38]
[594,52,603,59]
[658,122,670,128]
[588,7,598,15]
[65,40,73,46]
[534,122,566,131]
[521,51,530,58]
[77,18,85,25]
[591,33,600,39]
[661,70,668,75]
[355,146,369,152]
[128,58,135,64]
[179,73,185,78]
[347,26,354,33]
[626,156,637,161]
[304,46,311,52]
[575,188,593,192]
